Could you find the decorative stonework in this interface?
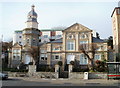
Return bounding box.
[63,23,92,32]
[66,33,76,39]
[79,33,89,39]
[28,65,36,73]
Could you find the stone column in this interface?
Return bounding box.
[63,32,66,51]
[69,64,73,73]
[62,53,66,70]
[55,64,59,72]
[68,64,73,79]
[55,64,59,78]
[76,32,79,51]
[47,53,51,66]
[28,65,36,76]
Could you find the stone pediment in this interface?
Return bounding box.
[63,23,92,32]
[12,43,21,48]
[23,44,32,49]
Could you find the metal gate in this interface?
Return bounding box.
[59,70,68,78]
[59,65,68,78]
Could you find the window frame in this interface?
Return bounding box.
[94,54,101,60]
[80,54,88,65]
[66,40,75,50]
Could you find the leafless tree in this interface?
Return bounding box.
[29,47,39,65]
[79,43,98,71]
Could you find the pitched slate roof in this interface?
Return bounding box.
[40,29,64,31]
[92,37,107,43]
[46,37,107,44]
[47,38,63,43]
[28,5,37,17]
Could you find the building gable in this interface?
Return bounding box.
[12,43,21,48]
[63,23,92,32]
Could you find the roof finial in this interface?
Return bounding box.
[31,5,35,10]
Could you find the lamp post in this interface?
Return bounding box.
[7,48,10,68]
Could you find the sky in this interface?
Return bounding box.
[0,0,119,42]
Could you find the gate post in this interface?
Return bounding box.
[55,64,59,78]
[68,64,73,79]
[69,64,73,73]
[28,64,36,76]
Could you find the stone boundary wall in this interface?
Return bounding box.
[8,72,28,77]
[69,72,107,79]
[8,72,58,78]
[28,72,58,78]
[8,72,107,79]
[88,72,107,79]
[69,72,84,79]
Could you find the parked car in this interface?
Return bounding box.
[0,72,8,80]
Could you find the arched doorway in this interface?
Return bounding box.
[24,55,31,64]
[67,55,75,64]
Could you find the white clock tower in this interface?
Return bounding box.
[26,5,38,29]
[22,5,40,64]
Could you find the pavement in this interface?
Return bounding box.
[2,77,120,87]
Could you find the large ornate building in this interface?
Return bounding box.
[39,23,108,69]
[9,5,109,69]
[9,5,40,67]
[111,7,120,58]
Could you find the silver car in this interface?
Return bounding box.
[0,72,8,80]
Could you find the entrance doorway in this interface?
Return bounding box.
[24,55,31,64]
[67,55,75,64]
[58,67,68,78]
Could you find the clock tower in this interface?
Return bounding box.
[26,5,38,29]
[22,5,40,64]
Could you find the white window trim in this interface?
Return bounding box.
[80,54,88,65]
[66,40,75,51]
[40,54,47,61]
[52,54,61,61]
[94,54,101,60]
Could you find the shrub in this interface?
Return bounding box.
[39,66,46,71]
[37,65,54,72]
[10,68,28,72]
[29,62,33,65]
[95,60,101,64]
[73,66,89,72]
[70,61,75,65]
[73,67,81,72]
[57,61,63,66]
[95,60,107,72]
[80,68,89,72]
[45,67,51,72]
[50,68,55,72]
